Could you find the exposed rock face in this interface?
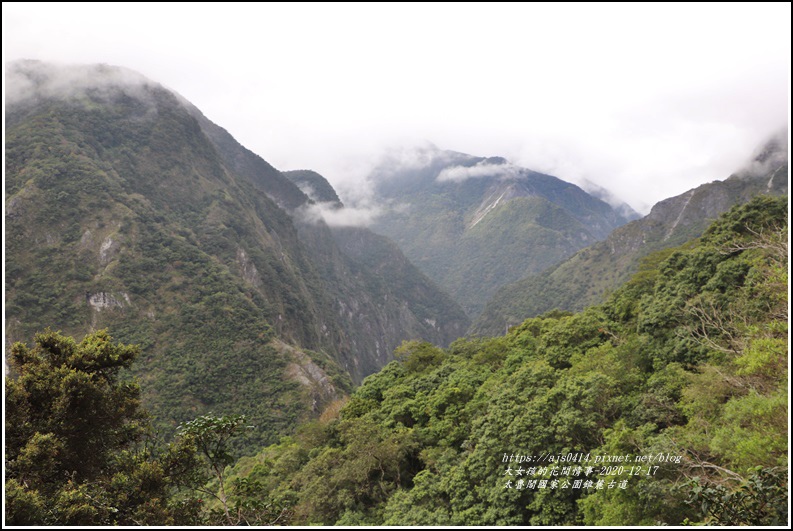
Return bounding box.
[99,236,120,265]
[86,291,129,311]
[468,181,534,229]
[276,339,340,413]
[5,60,470,442]
[236,247,262,288]
[472,135,789,336]
[368,148,634,317]
[291,220,470,382]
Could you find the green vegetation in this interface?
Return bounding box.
[5,329,295,526]
[370,151,631,317]
[5,63,469,448]
[5,329,198,525]
[473,156,789,335]
[213,196,787,525]
[5,179,787,528]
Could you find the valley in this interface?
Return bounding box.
[4,60,788,527]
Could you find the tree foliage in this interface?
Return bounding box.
[218,195,788,526]
[4,330,270,526]
[683,467,788,525]
[5,329,203,525]
[5,194,787,526]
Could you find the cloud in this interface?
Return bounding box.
[297,202,384,228]
[737,128,789,179]
[6,59,157,108]
[378,142,448,170]
[293,183,323,204]
[4,4,788,216]
[436,161,522,183]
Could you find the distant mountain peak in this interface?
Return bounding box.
[736,129,789,183]
[472,133,788,335]
[369,145,634,316]
[482,156,509,165]
[578,178,641,221]
[752,128,788,164]
[283,170,343,206]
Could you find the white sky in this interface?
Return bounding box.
[3,2,790,213]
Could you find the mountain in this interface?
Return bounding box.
[281,172,470,378]
[367,145,635,317]
[219,195,789,526]
[472,133,789,336]
[4,60,468,445]
[578,178,642,222]
[283,169,343,205]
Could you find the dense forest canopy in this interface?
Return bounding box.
[220,195,786,526]
[6,195,788,526]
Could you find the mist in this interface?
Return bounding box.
[4,3,789,215]
[297,202,385,228]
[6,60,158,108]
[436,161,522,183]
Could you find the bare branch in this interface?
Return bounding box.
[686,461,745,482]
[681,299,747,357]
[720,224,788,261]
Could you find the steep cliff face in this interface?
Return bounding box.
[327,226,469,376]
[286,210,469,381]
[4,61,468,444]
[472,134,789,336]
[368,146,634,316]
[188,92,470,383]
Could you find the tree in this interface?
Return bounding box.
[176,413,296,525]
[176,413,247,525]
[5,329,202,525]
[683,467,788,525]
[394,340,445,373]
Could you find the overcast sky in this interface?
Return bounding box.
[3,3,790,213]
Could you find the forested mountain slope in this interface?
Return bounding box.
[220,195,788,526]
[369,146,636,316]
[473,135,788,335]
[4,60,468,446]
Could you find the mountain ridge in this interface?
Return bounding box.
[368,146,635,316]
[471,133,789,335]
[4,60,469,445]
